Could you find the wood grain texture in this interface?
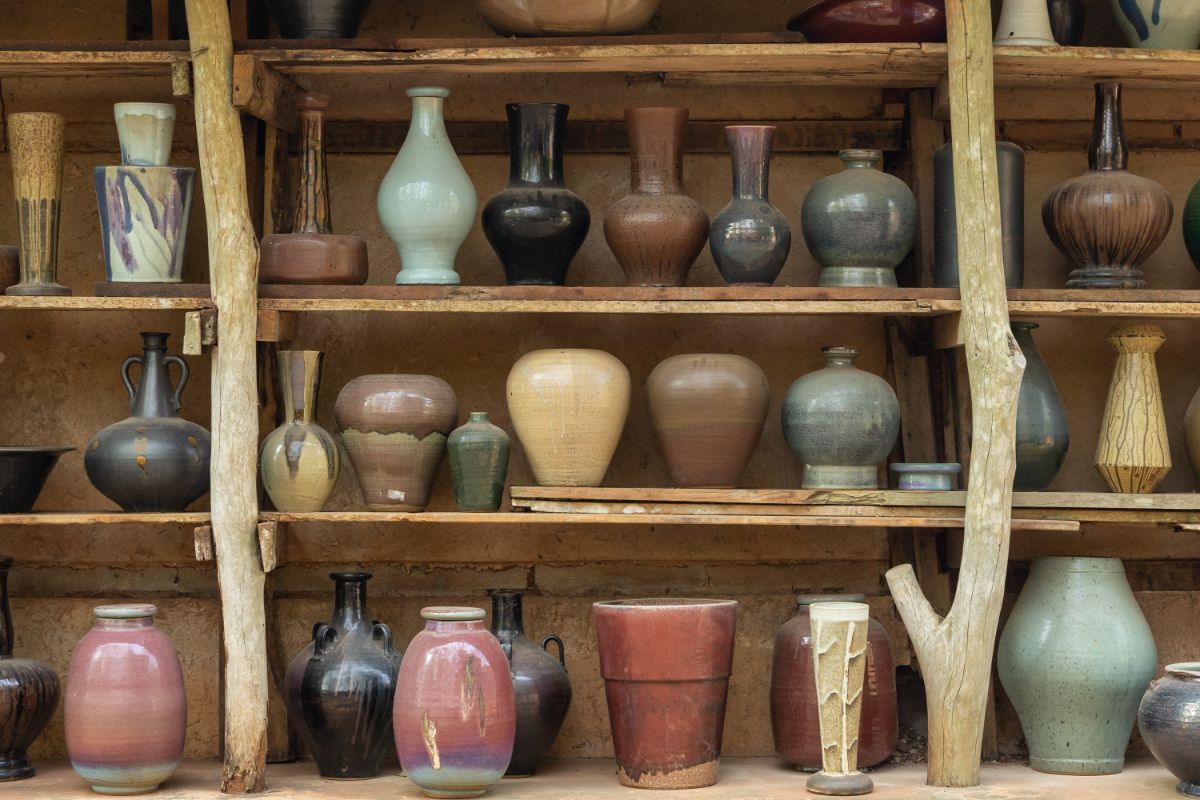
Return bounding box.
[1095,324,1171,494]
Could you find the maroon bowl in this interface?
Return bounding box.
[787,0,946,43]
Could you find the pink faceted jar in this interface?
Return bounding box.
[65,604,186,795]
[394,607,516,798]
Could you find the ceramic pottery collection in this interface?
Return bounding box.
[66,604,186,794]
[85,332,212,512]
[786,0,947,42]
[0,558,60,781]
[997,557,1157,775]
[6,112,70,296]
[771,595,898,772]
[710,125,791,286]
[1111,0,1200,49]
[1139,663,1200,797]
[394,607,516,798]
[1012,322,1070,491]
[1095,325,1171,493]
[447,412,510,512]
[263,0,372,38]
[261,350,340,512]
[478,0,662,35]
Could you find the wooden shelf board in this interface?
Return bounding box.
[0,42,187,77]
[0,296,213,311]
[0,512,209,525]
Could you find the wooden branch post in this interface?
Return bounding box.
[185,0,269,792]
[884,0,1025,787]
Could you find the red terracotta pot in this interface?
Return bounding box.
[769,594,898,770]
[593,598,738,789]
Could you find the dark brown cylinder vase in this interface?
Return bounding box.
[770,594,898,771]
[645,354,770,488]
[593,598,737,789]
[1042,82,1172,289]
[603,108,710,287]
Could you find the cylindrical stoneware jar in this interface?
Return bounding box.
[1139,663,1200,797]
[394,607,516,798]
[65,604,186,795]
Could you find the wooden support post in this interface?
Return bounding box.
[232,55,302,133]
[256,309,296,343]
[194,525,215,562]
[884,0,1025,788]
[172,62,194,100]
[185,0,268,792]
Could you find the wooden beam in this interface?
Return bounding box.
[256,309,296,343]
[232,54,301,133]
[185,0,268,792]
[183,309,219,355]
[194,525,215,561]
[256,521,282,572]
[172,61,193,99]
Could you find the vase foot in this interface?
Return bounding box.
[1066,266,1146,289]
[1179,781,1200,797]
[617,758,719,790]
[0,754,34,781]
[6,281,71,296]
[818,267,897,288]
[801,464,879,489]
[806,770,874,796]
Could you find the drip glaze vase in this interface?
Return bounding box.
[771,595,897,772]
[482,103,589,286]
[806,602,873,796]
[95,102,194,283]
[334,375,458,512]
[85,332,211,512]
[1043,83,1172,289]
[285,573,400,779]
[378,88,477,285]
[604,107,710,287]
[507,349,630,487]
[783,347,900,489]
[1013,322,1070,491]
[994,0,1056,45]
[934,141,1024,289]
[1112,0,1200,49]
[0,557,60,781]
[802,149,916,288]
[1186,385,1200,486]
[1048,0,1085,44]
[394,607,516,798]
[261,94,368,285]
[447,412,509,512]
[997,557,1157,775]
[490,591,571,777]
[263,0,372,37]
[1095,325,1170,494]
[6,112,70,296]
[1139,663,1200,797]
[478,0,661,35]
[645,353,770,488]
[710,125,791,286]
[594,599,738,789]
[66,604,186,794]
[261,351,340,513]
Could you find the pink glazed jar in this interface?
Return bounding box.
[65,604,186,795]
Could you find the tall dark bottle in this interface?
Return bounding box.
[285,573,401,779]
[710,125,791,286]
[490,590,572,776]
[483,103,590,286]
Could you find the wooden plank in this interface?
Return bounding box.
[256,310,295,343]
[0,512,210,525]
[183,309,219,355]
[0,296,212,310]
[94,281,211,298]
[232,54,300,133]
[194,525,215,561]
[999,119,1200,151]
[0,49,187,77]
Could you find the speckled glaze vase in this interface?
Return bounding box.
[645,353,770,488]
[334,375,458,512]
[261,351,340,513]
[1139,663,1200,797]
[1043,82,1172,289]
[482,103,590,286]
[285,573,401,780]
[593,599,738,789]
[994,0,1056,45]
[1013,322,1069,491]
[770,594,898,772]
[84,332,211,512]
[1112,0,1200,48]
[710,125,791,286]
[782,347,900,489]
[490,591,571,777]
[997,557,1156,775]
[1095,325,1171,494]
[394,607,516,798]
[802,149,916,288]
[0,557,60,781]
[66,604,186,794]
[6,112,70,296]
[1186,385,1200,486]
[507,349,630,487]
[447,412,509,512]
[378,88,477,285]
[1048,0,1085,44]
[604,107,710,287]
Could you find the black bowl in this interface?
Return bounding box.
[0,447,73,513]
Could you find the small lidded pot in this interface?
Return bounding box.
[1139,663,1200,797]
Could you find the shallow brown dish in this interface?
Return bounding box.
[786,0,946,43]
[479,0,662,35]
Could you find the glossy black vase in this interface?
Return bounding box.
[491,590,571,776]
[482,103,590,286]
[1048,0,1085,45]
[710,125,791,286]
[263,0,372,38]
[84,332,211,512]
[0,557,60,781]
[1013,322,1070,491]
[286,573,400,779]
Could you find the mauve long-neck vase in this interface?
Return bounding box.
[261,350,340,513]
[483,103,590,286]
[710,125,790,286]
[1012,322,1069,491]
[6,113,70,296]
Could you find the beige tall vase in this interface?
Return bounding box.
[807,601,873,797]
[6,112,70,296]
[1187,387,1200,486]
[507,349,630,486]
[1095,324,1171,493]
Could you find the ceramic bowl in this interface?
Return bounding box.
[890,462,961,491]
[787,0,946,43]
[0,447,73,513]
[479,0,662,36]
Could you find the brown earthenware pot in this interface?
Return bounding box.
[603,107,709,287]
[645,354,769,488]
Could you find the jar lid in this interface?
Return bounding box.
[407,86,450,99]
[422,606,485,622]
[798,593,866,606]
[94,603,157,620]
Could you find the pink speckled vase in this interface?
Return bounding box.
[393,607,516,798]
[65,604,186,795]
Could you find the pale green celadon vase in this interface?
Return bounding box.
[377,87,478,285]
[997,556,1157,775]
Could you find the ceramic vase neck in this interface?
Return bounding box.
[727,126,774,200]
[840,149,882,171]
[293,94,332,235]
[1089,83,1127,172]
[823,346,860,368]
[130,332,182,418]
[95,616,155,631]
[0,557,12,658]
[331,572,371,628]
[425,619,485,634]
[491,591,526,640]
[1108,324,1165,355]
[508,103,567,188]
[468,411,491,425]
[408,93,449,143]
[278,350,324,424]
[627,107,688,196]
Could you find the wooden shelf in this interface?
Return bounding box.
[0,42,187,77]
[0,512,209,525]
[0,296,213,311]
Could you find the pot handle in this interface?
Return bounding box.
[372,621,394,654]
[164,355,189,411]
[542,634,565,668]
[313,623,337,656]
[121,355,142,410]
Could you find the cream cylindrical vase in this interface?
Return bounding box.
[806,601,873,797]
[995,0,1057,45]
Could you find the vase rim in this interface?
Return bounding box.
[1166,662,1200,678]
[407,86,450,99]
[1032,556,1124,573]
[593,598,738,610]
[0,446,74,455]
[889,462,962,474]
[809,601,870,621]
[329,571,371,581]
[725,124,777,132]
[822,345,860,358]
[797,593,866,606]
[1107,324,1165,341]
[1011,321,1039,331]
[94,603,157,619]
[506,101,568,110]
[840,148,882,162]
[114,102,175,119]
[422,606,485,621]
[277,349,324,357]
